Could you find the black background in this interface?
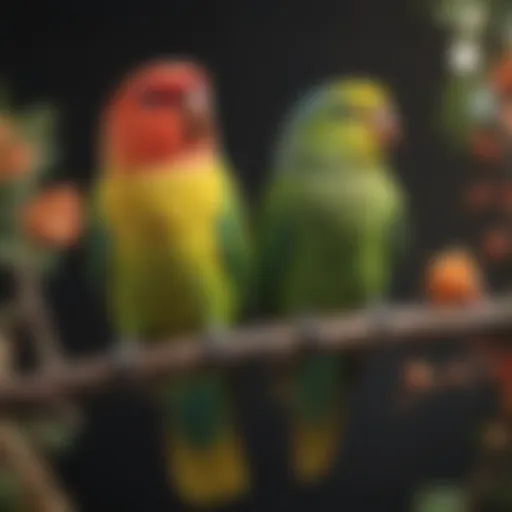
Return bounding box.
[0,0,493,510]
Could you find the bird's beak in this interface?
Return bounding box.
[376,113,402,149]
[183,89,213,143]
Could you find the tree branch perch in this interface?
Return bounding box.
[0,296,510,411]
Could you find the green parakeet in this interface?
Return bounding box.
[89,60,252,508]
[257,77,408,485]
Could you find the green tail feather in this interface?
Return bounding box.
[165,374,231,449]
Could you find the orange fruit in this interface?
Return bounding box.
[20,184,83,248]
[402,360,435,392]
[425,248,483,304]
[0,117,34,182]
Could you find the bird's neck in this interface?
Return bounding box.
[105,140,217,175]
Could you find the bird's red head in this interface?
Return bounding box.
[101,60,215,170]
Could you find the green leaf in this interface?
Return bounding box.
[17,103,60,180]
[0,466,23,511]
[437,73,484,147]
[22,417,78,456]
[18,104,58,137]
[413,484,469,512]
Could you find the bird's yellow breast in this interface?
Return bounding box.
[98,157,224,247]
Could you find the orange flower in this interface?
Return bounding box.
[487,54,512,139]
[424,248,483,305]
[470,130,501,164]
[20,184,83,249]
[490,53,512,98]
[402,359,435,392]
[0,117,34,182]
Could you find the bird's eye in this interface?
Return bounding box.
[140,87,183,108]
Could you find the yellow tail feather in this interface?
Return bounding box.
[290,414,342,485]
[166,426,251,508]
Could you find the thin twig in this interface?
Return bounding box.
[14,262,63,369]
[13,261,82,427]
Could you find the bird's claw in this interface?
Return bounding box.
[110,338,141,382]
[296,314,322,354]
[368,301,392,339]
[202,327,230,362]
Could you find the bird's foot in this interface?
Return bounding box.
[296,314,322,354]
[109,338,141,382]
[367,300,393,339]
[202,326,231,363]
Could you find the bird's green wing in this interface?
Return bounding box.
[256,175,297,318]
[217,175,253,322]
[84,186,111,305]
[387,179,413,300]
[16,103,59,182]
[169,169,252,448]
[257,175,343,423]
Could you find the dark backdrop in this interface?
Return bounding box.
[0,0,491,510]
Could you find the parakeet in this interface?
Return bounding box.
[90,60,252,508]
[257,77,408,486]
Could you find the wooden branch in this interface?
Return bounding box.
[0,296,510,411]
